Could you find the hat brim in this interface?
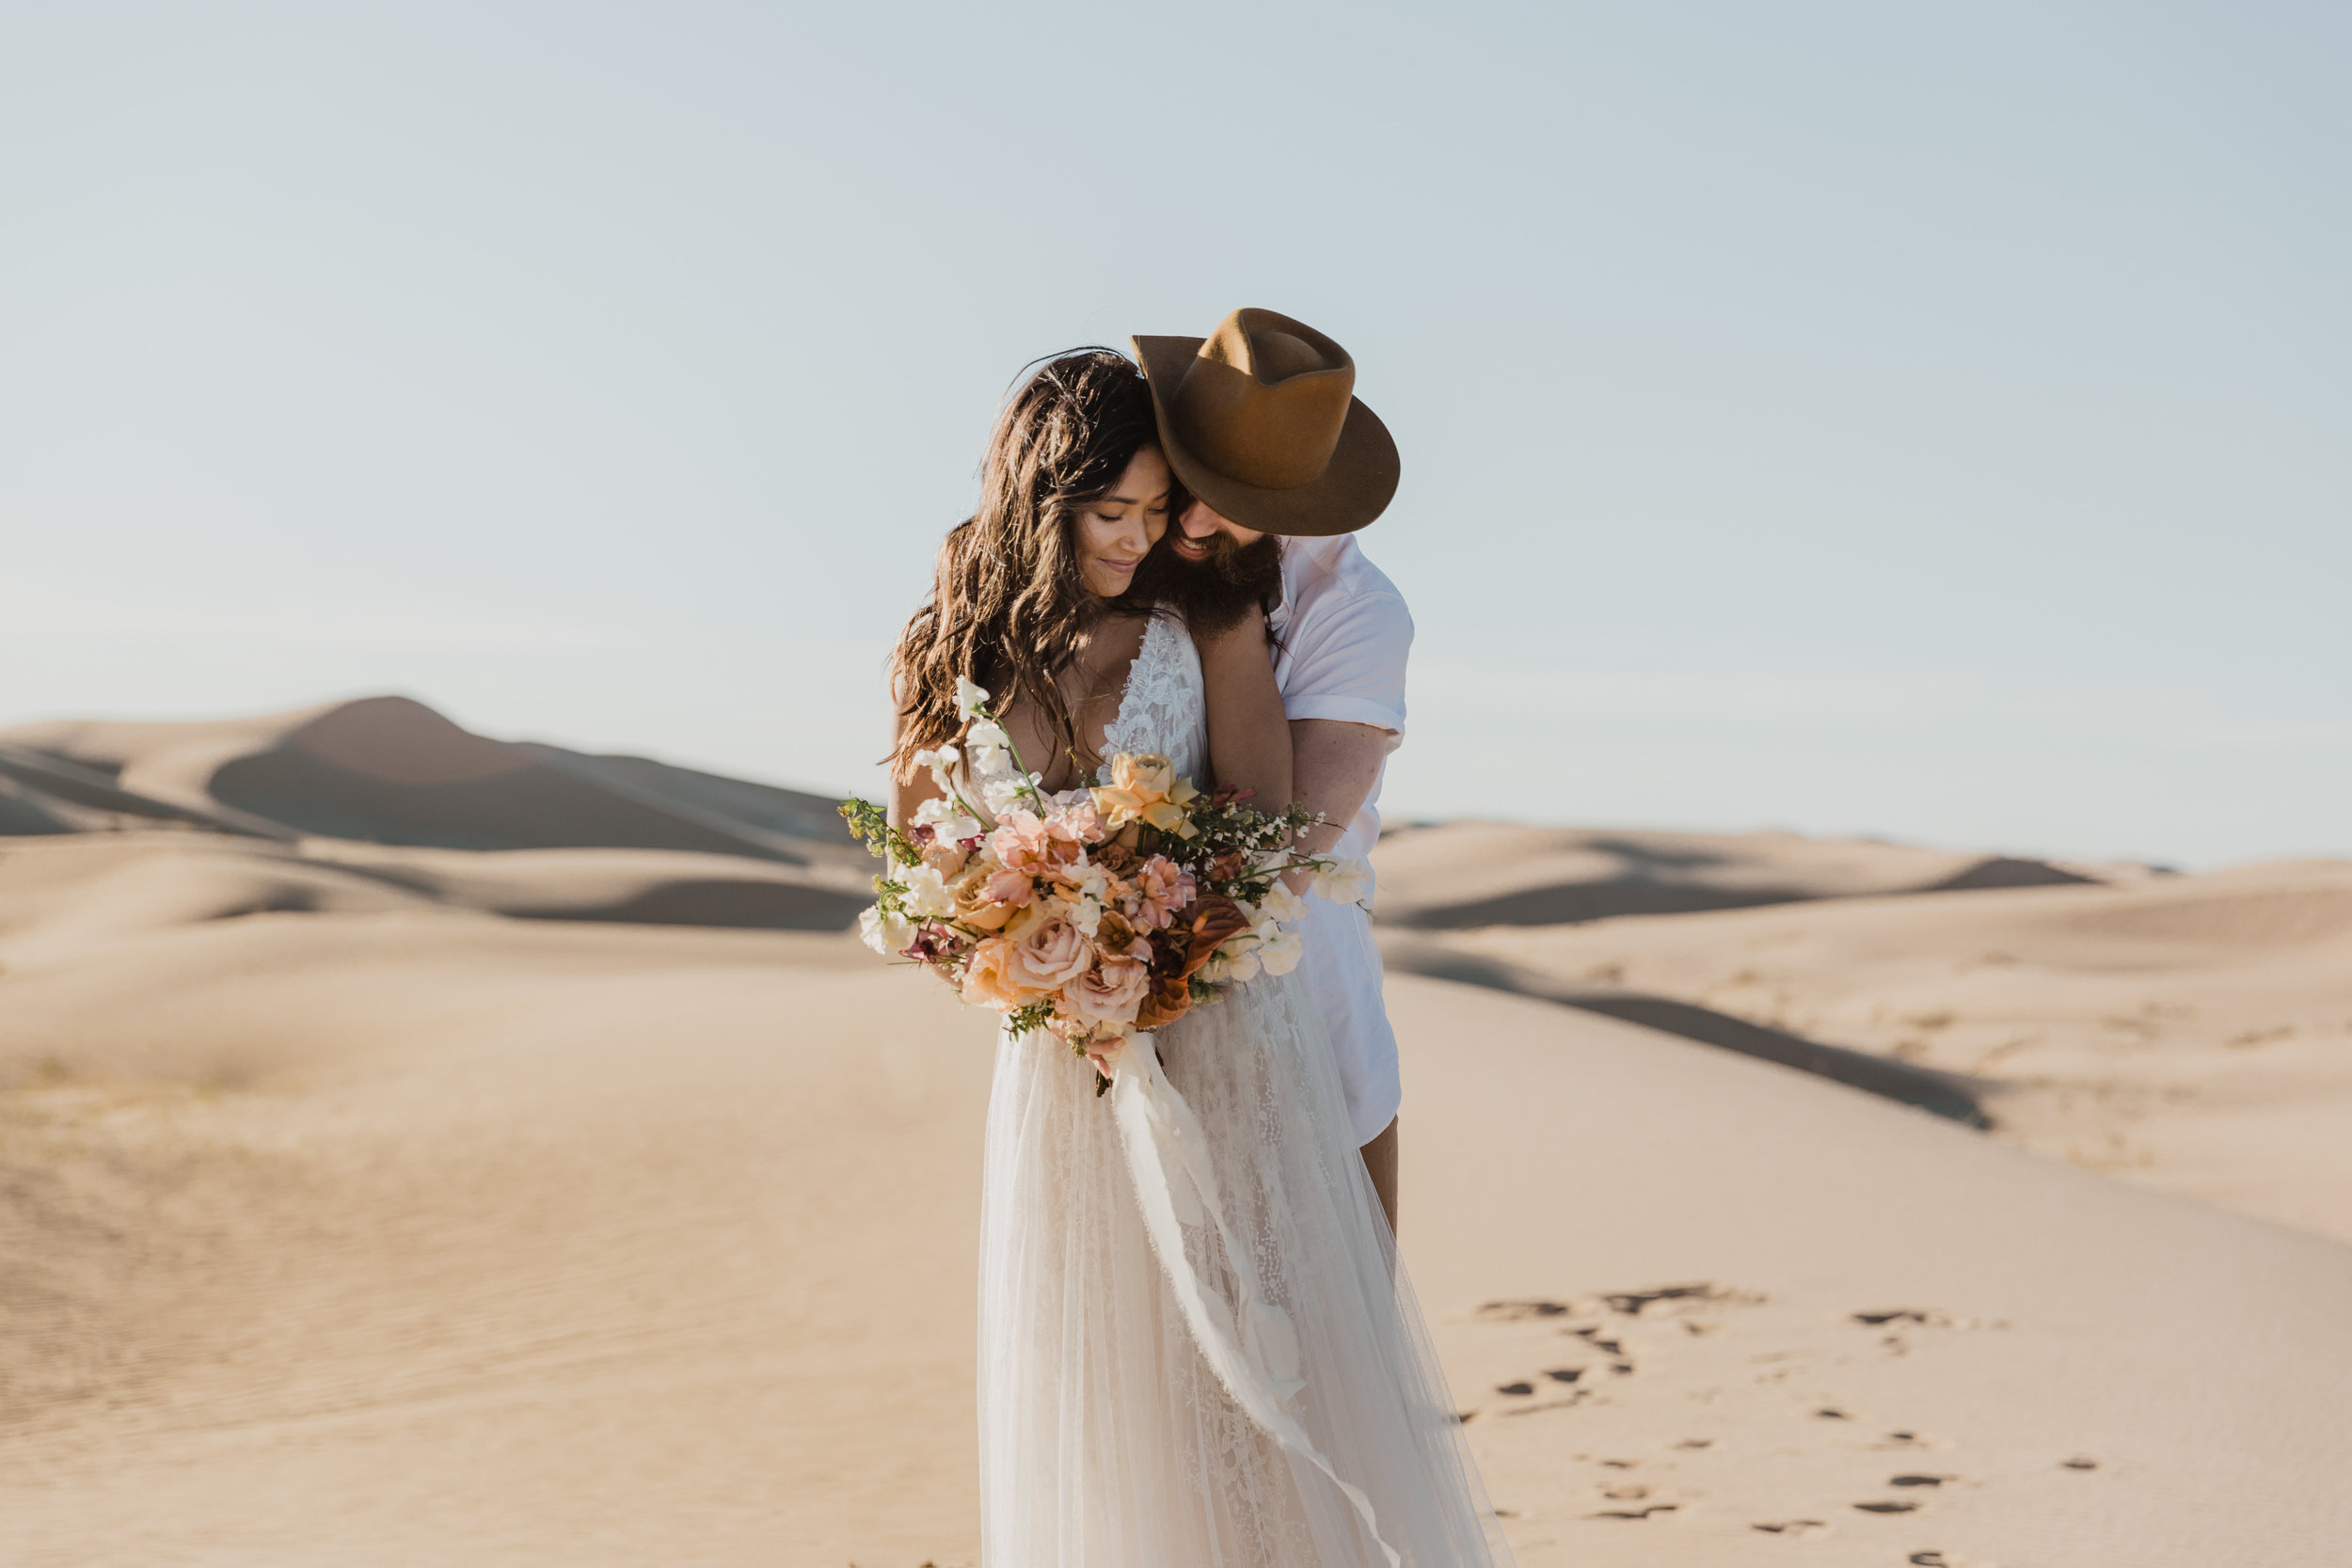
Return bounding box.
[1131,334,1400,538]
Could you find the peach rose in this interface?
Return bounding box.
[946,862,1019,932]
[960,936,1028,1010]
[1065,954,1152,1028]
[1090,752,1199,835]
[1005,913,1094,994]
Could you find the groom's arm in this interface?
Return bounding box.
[1278,586,1411,884]
[1287,721,1390,867]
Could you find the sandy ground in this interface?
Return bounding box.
[5,832,2349,1566]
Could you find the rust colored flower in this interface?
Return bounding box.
[1135,967,1195,1030]
[1175,894,1252,978]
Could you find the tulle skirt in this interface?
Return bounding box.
[977,972,1516,1567]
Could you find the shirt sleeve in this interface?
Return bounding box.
[1280,590,1413,736]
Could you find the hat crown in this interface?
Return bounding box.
[1173,309,1356,491]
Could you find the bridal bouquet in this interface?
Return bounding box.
[842,677,1369,1087]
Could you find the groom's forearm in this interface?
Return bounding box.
[1283,719,1389,887]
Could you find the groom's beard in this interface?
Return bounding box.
[1125,531,1285,638]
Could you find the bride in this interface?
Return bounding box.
[888,349,1513,1566]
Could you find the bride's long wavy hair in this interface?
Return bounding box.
[888,349,1165,784]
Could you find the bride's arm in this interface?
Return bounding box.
[1193,606,1293,809]
[887,711,946,832]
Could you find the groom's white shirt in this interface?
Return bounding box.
[1269,533,1410,1147]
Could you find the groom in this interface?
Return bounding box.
[1130,309,1413,1233]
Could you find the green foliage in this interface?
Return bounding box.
[1005,1000,1057,1037]
[839,797,921,867]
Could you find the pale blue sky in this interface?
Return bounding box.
[3,2,2344,866]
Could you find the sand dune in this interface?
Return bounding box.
[1410,860,2352,1242]
[4,701,2346,1563]
[0,695,866,869]
[1373,821,2127,929]
[1,839,2345,1566]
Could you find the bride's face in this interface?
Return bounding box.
[1073,443,1172,599]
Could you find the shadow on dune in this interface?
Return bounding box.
[1390,854,2098,930]
[1381,936,1993,1128]
[503,878,873,932]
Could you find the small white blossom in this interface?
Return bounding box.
[1309,857,1372,907]
[964,719,1012,776]
[1209,933,1262,985]
[859,904,915,956]
[1070,893,1105,937]
[955,675,990,720]
[981,770,1041,816]
[1254,923,1305,976]
[912,795,982,845]
[899,863,957,919]
[1258,880,1308,926]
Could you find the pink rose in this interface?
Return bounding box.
[1005,914,1094,994]
[1126,856,1195,930]
[983,865,1035,906]
[1063,954,1152,1028]
[1044,796,1104,844]
[990,810,1080,878]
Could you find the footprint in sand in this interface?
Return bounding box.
[1891,1473,1954,1488]
[2061,1454,2100,1470]
[1855,1498,1922,1513]
[1752,1518,1834,1538]
[1586,1504,1677,1520]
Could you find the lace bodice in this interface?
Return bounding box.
[1101,612,1206,780]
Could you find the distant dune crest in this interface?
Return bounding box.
[0,696,873,932]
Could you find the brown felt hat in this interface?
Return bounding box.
[1131,308,1399,537]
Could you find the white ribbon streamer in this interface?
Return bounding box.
[1111,1031,1403,1568]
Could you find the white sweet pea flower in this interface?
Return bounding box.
[899,863,957,919]
[963,719,1012,776]
[912,795,982,845]
[981,770,1041,816]
[955,675,991,720]
[859,904,915,956]
[1216,940,1263,985]
[1070,893,1105,937]
[1254,923,1305,976]
[1309,857,1373,907]
[1258,880,1308,926]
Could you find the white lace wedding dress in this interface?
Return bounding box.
[977,613,1517,1566]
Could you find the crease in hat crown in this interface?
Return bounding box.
[1172,309,1355,492]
